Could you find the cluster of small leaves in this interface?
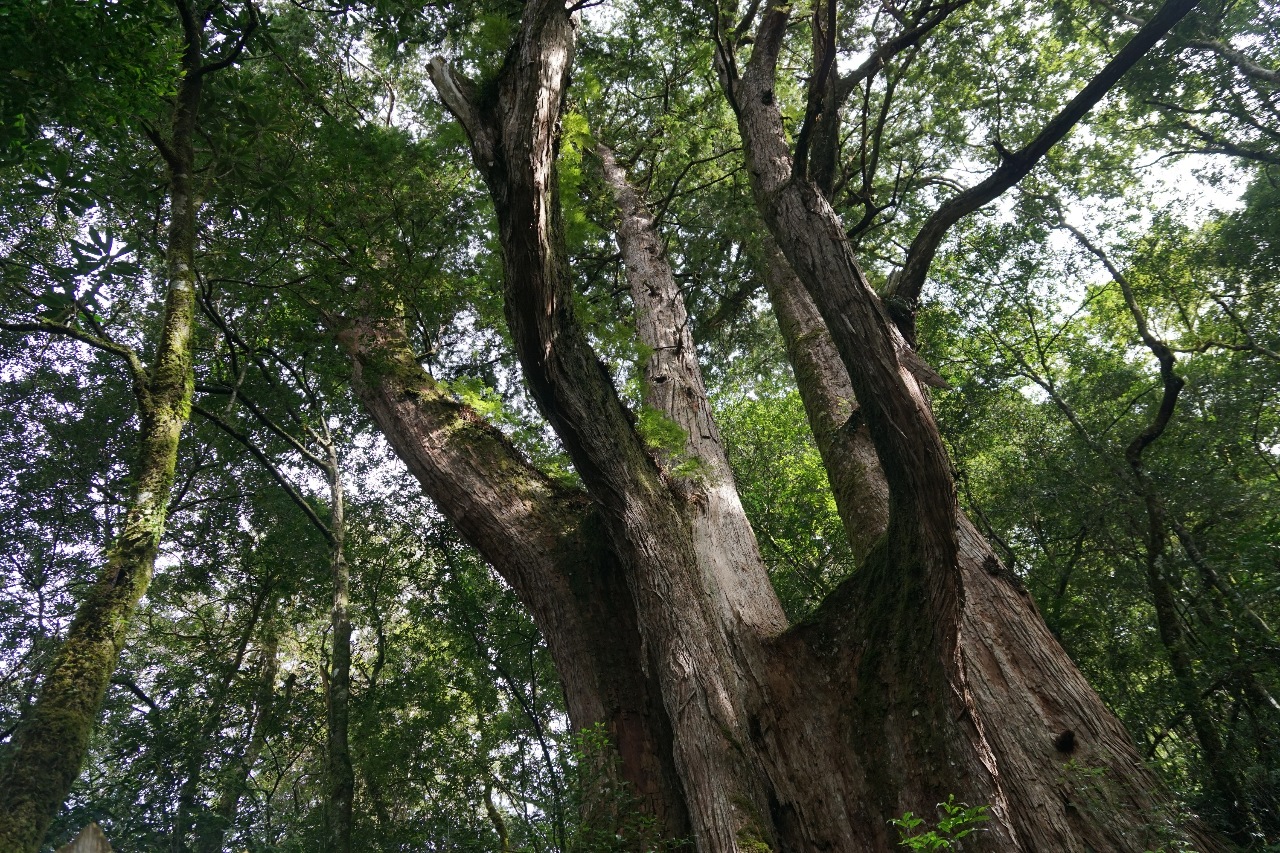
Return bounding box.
[890,795,990,850]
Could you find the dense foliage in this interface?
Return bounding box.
[1,0,1277,848]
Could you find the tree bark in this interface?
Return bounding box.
[317,443,355,853]
[0,5,209,846]
[425,5,830,841]
[757,237,889,563]
[336,316,690,840]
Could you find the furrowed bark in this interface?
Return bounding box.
[0,5,211,846]
[601,145,880,846]
[734,12,959,569]
[337,316,689,838]
[598,144,785,624]
[716,1,1228,849]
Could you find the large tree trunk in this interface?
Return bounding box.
[426,7,815,843]
[711,2,1226,849]
[336,317,689,839]
[0,9,208,847]
[340,0,1231,849]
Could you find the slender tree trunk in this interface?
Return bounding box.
[198,611,279,853]
[173,584,270,852]
[323,449,354,853]
[0,11,207,847]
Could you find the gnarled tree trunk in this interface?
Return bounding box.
[337,0,1229,848]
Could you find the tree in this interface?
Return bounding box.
[3,0,1277,847]
[0,1,256,847]
[334,0,1239,848]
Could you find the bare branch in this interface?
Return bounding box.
[191,402,335,544]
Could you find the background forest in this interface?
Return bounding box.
[0,0,1278,849]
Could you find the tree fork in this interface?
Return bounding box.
[718,0,1229,848]
[426,6,797,844]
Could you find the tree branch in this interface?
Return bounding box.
[889,0,1202,329]
[191,402,334,544]
[0,319,150,402]
[194,2,259,78]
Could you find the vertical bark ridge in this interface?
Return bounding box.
[734,88,958,571]
[758,238,889,563]
[600,144,874,847]
[598,143,786,634]
[715,2,1229,849]
[337,316,690,838]
[429,3,803,844]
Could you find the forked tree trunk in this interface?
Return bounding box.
[0,11,208,848]
[343,0,1229,849]
[714,2,1225,849]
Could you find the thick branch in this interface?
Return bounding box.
[734,0,959,567]
[337,314,690,837]
[758,238,890,562]
[597,144,732,477]
[0,320,149,403]
[890,0,1202,321]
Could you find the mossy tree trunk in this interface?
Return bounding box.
[0,3,254,849]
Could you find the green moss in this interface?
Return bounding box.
[735,824,774,852]
[636,405,687,455]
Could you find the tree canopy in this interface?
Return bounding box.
[1,0,1277,849]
